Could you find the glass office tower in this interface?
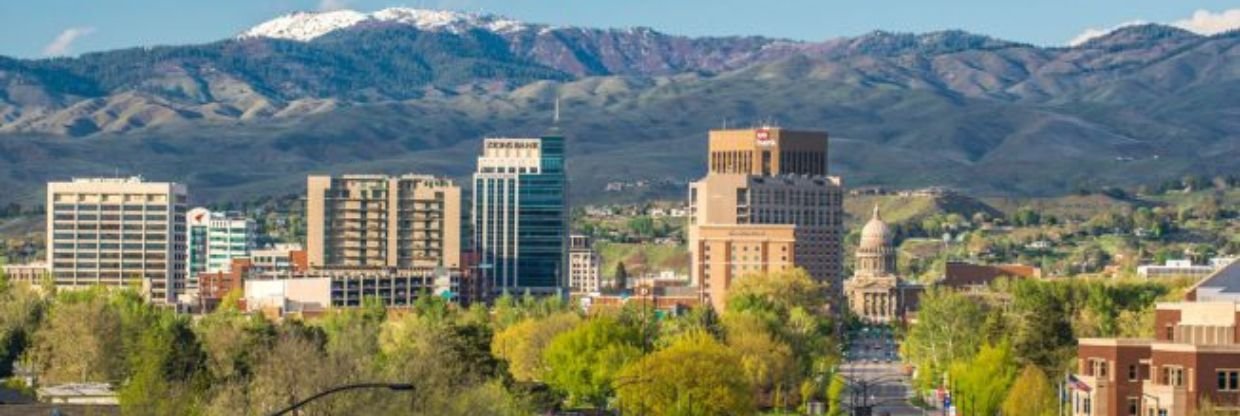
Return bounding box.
[472,135,567,296]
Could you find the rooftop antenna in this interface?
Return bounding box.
[553,96,561,126]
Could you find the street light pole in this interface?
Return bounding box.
[267,382,414,416]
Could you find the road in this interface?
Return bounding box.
[840,326,926,416]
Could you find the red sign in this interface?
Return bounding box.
[755,128,774,147]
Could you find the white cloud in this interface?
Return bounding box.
[317,0,352,11]
[1067,20,1146,46]
[1067,8,1240,46]
[41,26,96,57]
[1171,9,1240,35]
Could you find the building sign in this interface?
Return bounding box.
[755,128,774,147]
[486,141,540,150]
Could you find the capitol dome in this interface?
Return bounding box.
[859,205,892,250]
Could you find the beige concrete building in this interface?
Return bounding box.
[568,234,601,294]
[47,177,188,303]
[306,174,461,269]
[688,127,845,311]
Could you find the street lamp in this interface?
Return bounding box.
[267,382,414,416]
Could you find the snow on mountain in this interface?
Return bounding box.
[238,8,530,41]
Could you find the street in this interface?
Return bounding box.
[841,327,924,416]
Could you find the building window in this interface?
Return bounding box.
[1129,364,1138,382]
[1127,397,1139,416]
[1218,370,1240,391]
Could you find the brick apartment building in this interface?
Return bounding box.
[1074,301,1240,415]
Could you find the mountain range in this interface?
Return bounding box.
[0,8,1237,204]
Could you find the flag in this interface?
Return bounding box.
[1067,374,1092,392]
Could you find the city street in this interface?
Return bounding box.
[841,327,925,416]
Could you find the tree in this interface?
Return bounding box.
[1002,365,1056,416]
[826,374,847,416]
[725,268,825,317]
[542,316,642,408]
[902,288,986,392]
[491,312,581,382]
[119,314,208,416]
[26,289,125,383]
[948,343,1016,416]
[724,314,798,407]
[614,262,629,290]
[1011,280,1075,375]
[0,281,43,378]
[615,331,753,416]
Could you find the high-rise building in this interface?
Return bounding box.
[568,234,601,294]
[472,135,567,296]
[305,174,461,269]
[688,127,844,311]
[186,207,256,289]
[46,177,188,303]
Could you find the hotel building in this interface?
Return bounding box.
[186,207,256,290]
[688,127,845,311]
[46,177,188,303]
[472,135,568,296]
[306,174,461,269]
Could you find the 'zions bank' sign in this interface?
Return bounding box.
[486,141,540,150]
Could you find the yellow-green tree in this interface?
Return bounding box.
[543,316,642,408]
[724,313,798,406]
[615,331,753,416]
[948,343,1017,416]
[491,312,580,382]
[1002,365,1056,416]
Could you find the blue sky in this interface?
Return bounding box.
[1,0,1238,58]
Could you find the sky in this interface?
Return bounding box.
[1,0,1238,58]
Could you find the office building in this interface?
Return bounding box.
[186,207,256,289]
[46,177,188,303]
[688,127,844,311]
[568,234,601,294]
[306,174,461,269]
[1074,301,1240,416]
[472,135,567,296]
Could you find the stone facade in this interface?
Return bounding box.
[845,206,911,324]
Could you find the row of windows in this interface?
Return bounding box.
[51,243,170,251]
[56,223,169,231]
[53,203,170,212]
[55,213,170,221]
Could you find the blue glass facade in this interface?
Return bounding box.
[473,135,566,295]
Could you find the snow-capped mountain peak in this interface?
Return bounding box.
[238,8,530,41]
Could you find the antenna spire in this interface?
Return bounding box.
[553,97,561,126]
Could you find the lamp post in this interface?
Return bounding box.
[267,383,414,416]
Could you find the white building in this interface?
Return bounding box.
[47,177,188,303]
[568,234,601,294]
[187,207,256,290]
[1137,258,1235,278]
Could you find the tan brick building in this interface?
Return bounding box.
[306,174,460,269]
[688,127,844,311]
